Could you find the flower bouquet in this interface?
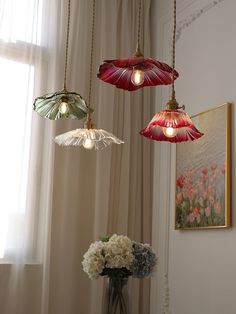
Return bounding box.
[82,234,157,314]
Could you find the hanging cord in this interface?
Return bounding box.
[137,0,142,50]
[63,0,71,91]
[171,0,176,102]
[167,0,184,110]
[88,0,96,111]
[135,0,143,57]
[85,0,96,127]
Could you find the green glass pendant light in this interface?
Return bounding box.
[33,0,91,120]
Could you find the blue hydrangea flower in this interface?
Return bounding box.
[130,243,157,278]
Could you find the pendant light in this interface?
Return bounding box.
[97,0,179,91]
[140,0,204,143]
[33,0,90,120]
[54,0,124,150]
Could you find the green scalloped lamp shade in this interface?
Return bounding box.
[33,91,92,120]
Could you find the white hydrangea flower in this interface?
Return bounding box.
[82,241,105,279]
[104,234,134,269]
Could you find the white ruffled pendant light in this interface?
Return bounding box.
[54,0,124,150]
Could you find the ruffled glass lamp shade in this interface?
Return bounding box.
[97,53,179,91]
[33,90,91,120]
[33,0,91,121]
[140,0,203,143]
[140,109,203,143]
[54,127,124,150]
[97,0,179,92]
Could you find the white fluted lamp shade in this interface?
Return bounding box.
[54,128,124,150]
[33,91,91,120]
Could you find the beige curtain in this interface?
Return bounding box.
[49,0,153,314]
[0,0,153,313]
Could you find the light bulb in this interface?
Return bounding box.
[163,127,178,138]
[83,138,95,150]
[59,101,69,114]
[131,69,145,86]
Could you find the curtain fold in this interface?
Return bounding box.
[0,0,153,313]
[49,1,153,314]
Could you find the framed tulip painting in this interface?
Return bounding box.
[175,103,231,230]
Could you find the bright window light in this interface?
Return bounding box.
[0,0,42,45]
[0,59,34,259]
[0,0,43,261]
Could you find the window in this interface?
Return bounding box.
[0,0,42,45]
[0,0,43,260]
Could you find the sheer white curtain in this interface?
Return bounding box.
[0,0,153,314]
[0,0,42,263]
[0,0,55,313]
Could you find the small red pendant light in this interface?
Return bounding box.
[140,0,203,143]
[97,0,179,91]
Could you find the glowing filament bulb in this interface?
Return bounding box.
[59,98,69,114]
[163,127,178,138]
[83,138,95,150]
[131,69,144,86]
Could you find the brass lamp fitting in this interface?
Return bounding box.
[134,44,144,57]
[84,115,94,129]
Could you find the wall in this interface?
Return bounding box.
[151,0,236,313]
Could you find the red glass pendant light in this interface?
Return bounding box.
[97,52,179,92]
[140,97,203,143]
[140,0,203,143]
[97,0,179,91]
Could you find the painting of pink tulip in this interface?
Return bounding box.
[175,103,231,229]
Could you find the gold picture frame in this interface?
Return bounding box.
[175,103,231,230]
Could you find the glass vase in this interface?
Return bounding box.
[106,277,128,314]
